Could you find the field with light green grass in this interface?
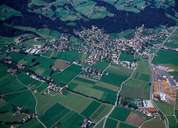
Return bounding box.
[120,52,135,62]
[153,49,178,66]
[101,64,131,87]
[68,76,118,104]
[40,103,84,128]
[120,59,151,99]
[52,64,81,85]
[141,117,166,128]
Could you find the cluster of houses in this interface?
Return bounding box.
[82,67,102,80]
[14,106,37,123]
[24,34,69,55]
[114,25,169,59]
[81,118,94,128]
[25,45,42,55]
[120,97,158,117]
[78,26,120,65]
[120,61,137,70]
[46,83,65,94]
[14,24,169,69]
[22,113,37,123]
[15,34,36,44]
[77,25,169,65]
[45,34,69,52]
[137,100,157,117]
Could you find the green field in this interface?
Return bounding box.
[110,107,130,121]
[155,101,174,116]
[36,91,92,114]
[39,99,84,128]
[54,111,84,128]
[92,59,110,71]
[8,52,55,77]
[80,101,112,122]
[71,82,104,99]
[119,122,137,128]
[141,118,165,128]
[21,119,43,128]
[31,56,54,77]
[176,110,178,121]
[40,103,70,127]
[120,79,150,99]
[101,64,131,87]
[17,73,48,92]
[90,103,112,122]
[0,65,42,121]
[120,52,135,62]
[81,100,100,117]
[153,49,178,66]
[0,74,26,94]
[105,117,118,128]
[0,36,16,45]
[95,118,105,128]
[69,77,117,104]
[5,91,35,112]
[52,64,81,85]
[167,116,177,128]
[120,59,151,99]
[55,51,86,62]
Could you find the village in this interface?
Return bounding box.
[1,24,177,128]
[13,25,170,67]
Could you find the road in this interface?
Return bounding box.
[16,76,48,128]
[94,63,138,128]
[95,26,178,128]
[149,27,178,128]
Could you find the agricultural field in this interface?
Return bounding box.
[105,117,118,128]
[120,58,151,99]
[68,76,118,104]
[8,52,55,77]
[40,103,83,128]
[92,59,110,71]
[0,36,16,45]
[20,119,44,128]
[55,51,87,62]
[52,64,82,85]
[52,59,70,71]
[153,49,178,66]
[119,52,135,62]
[105,107,149,128]
[141,117,166,128]
[101,64,131,87]
[155,101,174,116]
